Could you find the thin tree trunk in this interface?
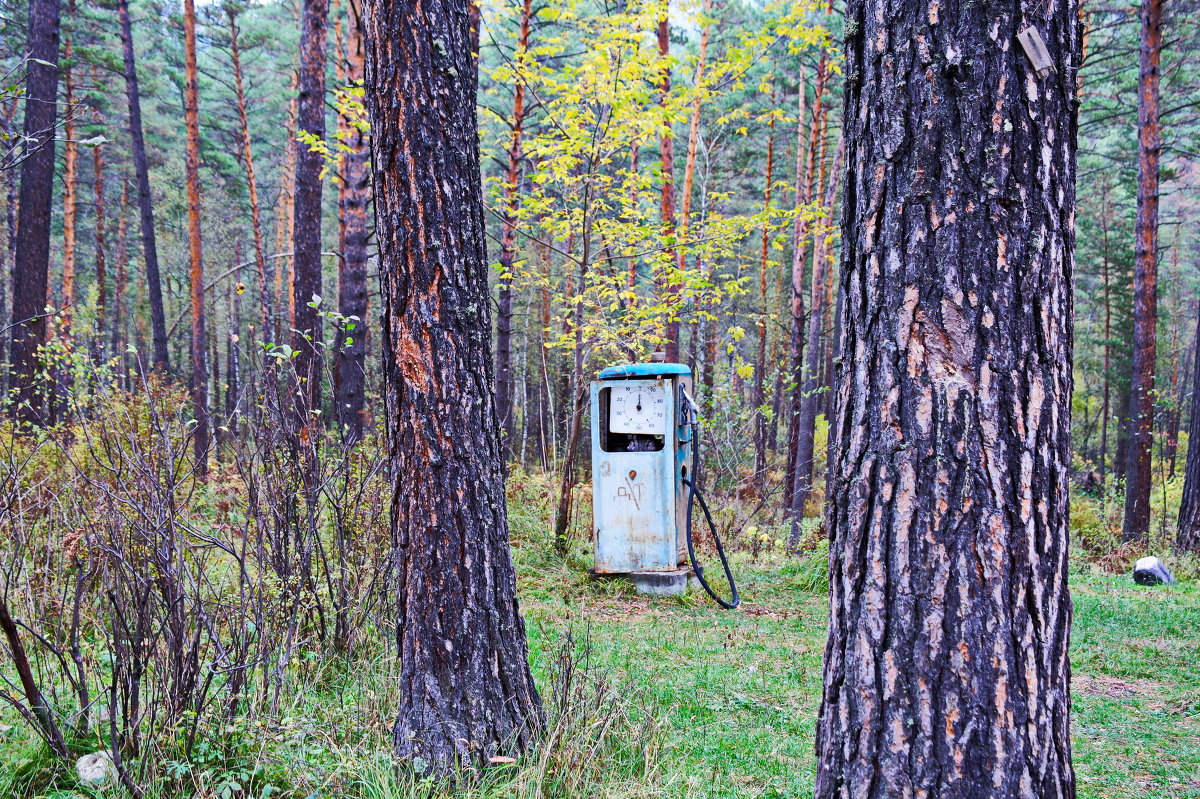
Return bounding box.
[677,0,712,378]
[334,0,370,442]
[0,598,68,758]
[657,2,679,360]
[495,0,533,461]
[791,58,829,508]
[553,230,590,552]
[292,0,330,415]
[753,80,776,488]
[113,179,129,383]
[117,0,168,371]
[1122,0,1163,544]
[361,0,544,771]
[1098,179,1112,481]
[61,11,77,331]
[8,0,62,422]
[1177,302,1200,553]
[183,0,209,476]
[226,249,243,436]
[228,6,273,337]
[816,0,1080,794]
[92,105,108,354]
[277,71,299,339]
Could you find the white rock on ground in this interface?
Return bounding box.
[1133,556,1177,586]
[76,750,118,785]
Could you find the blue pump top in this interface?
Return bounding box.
[597,362,692,380]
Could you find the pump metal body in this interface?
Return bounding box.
[590,363,693,578]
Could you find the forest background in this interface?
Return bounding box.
[0,0,1199,796]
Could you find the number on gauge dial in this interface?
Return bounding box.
[609,384,667,434]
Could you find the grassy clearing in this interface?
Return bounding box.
[2,476,1198,798]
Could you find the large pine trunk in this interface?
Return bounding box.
[817,0,1079,795]
[8,0,61,421]
[361,0,543,774]
[333,0,370,442]
[292,0,330,414]
[117,0,169,372]
[1122,0,1162,544]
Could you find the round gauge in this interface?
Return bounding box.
[609,383,667,434]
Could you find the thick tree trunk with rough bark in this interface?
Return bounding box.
[292,0,330,415]
[183,0,208,476]
[1122,0,1162,544]
[334,0,370,442]
[8,0,61,422]
[361,0,543,774]
[494,0,533,463]
[816,0,1080,795]
[117,0,168,371]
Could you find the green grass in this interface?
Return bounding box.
[3,482,1199,798]
[508,555,1200,799]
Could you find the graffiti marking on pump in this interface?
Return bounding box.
[617,477,645,510]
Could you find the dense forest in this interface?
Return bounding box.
[1,0,1199,795]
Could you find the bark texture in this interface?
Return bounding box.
[1121,0,1162,544]
[292,0,330,414]
[117,0,168,371]
[8,0,61,421]
[816,0,1080,795]
[361,0,543,773]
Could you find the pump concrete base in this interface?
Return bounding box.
[629,570,689,597]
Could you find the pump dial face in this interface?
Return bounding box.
[609,383,667,434]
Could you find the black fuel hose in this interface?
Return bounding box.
[682,475,739,609]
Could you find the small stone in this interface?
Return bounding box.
[76,751,117,785]
[1133,556,1177,586]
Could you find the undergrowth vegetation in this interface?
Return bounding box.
[1,377,1196,798]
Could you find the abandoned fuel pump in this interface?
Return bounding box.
[590,361,738,608]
